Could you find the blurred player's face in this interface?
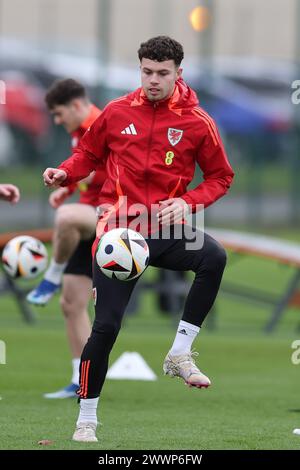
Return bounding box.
[140,58,182,102]
[50,100,86,133]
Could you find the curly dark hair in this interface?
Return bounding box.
[45,78,87,109]
[138,36,184,67]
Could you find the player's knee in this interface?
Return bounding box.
[60,295,79,318]
[194,240,227,273]
[92,319,121,339]
[55,206,75,231]
[207,243,227,272]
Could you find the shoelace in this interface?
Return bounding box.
[167,350,200,375]
[77,423,96,433]
[77,420,102,428]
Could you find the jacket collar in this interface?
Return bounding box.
[129,78,199,116]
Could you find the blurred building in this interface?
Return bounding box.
[0,0,298,229]
[0,0,296,63]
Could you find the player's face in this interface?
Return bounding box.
[140,58,182,102]
[50,102,81,133]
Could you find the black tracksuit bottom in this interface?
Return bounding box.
[78,226,226,398]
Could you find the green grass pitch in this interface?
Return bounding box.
[1,251,300,450]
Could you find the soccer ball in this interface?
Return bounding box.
[96,228,149,281]
[1,235,48,279]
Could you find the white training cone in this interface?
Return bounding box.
[107,352,157,381]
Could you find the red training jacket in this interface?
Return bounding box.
[59,79,234,236]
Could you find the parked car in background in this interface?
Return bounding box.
[184,57,295,163]
[0,68,49,166]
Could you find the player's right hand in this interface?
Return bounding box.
[43,168,67,187]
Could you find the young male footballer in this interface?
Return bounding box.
[43,37,234,442]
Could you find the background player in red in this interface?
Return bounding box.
[43,37,234,442]
[27,79,106,398]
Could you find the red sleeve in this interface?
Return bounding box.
[58,111,109,186]
[66,183,77,196]
[181,123,234,211]
[90,168,106,187]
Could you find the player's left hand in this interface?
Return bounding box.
[0,184,20,204]
[157,197,189,225]
[49,187,70,208]
[79,171,95,185]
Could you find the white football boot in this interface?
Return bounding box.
[163,351,211,388]
[72,422,98,442]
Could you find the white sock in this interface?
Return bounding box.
[77,397,99,425]
[44,258,67,285]
[71,358,80,386]
[169,320,200,356]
